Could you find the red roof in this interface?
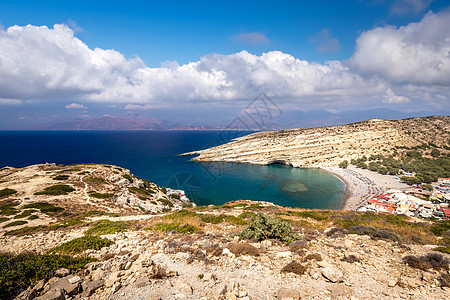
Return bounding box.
[442,208,450,217]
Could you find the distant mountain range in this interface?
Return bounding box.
[11,108,449,130]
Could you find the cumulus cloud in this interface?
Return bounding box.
[390,0,433,15]
[382,89,410,103]
[231,32,270,45]
[65,102,87,109]
[0,14,448,112]
[349,10,450,85]
[310,29,340,53]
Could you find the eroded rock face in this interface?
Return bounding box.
[187,116,450,167]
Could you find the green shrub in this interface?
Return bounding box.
[49,217,84,230]
[239,213,298,243]
[0,252,95,300]
[23,202,64,214]
[431,221,450,236]
[85,177,105,183]
[0,202,19,216]
[51,236,114,254]
[85,220,129,236]
[200,214,225,224]
[3,220,27,228]
[122,174,133,183]
[291,210,331,221]
[0,217,9,223]
[0,188,17,198]
[88,192,114,199]
[151,223,199,233]
[5,226,43,236]
[52,175,69,180]
[434,246,450,254]
[77,171,90,175]
[27,215,39,220]
[339,160,348,168]
[13,210,36,219]
[34,185,74,196]
[158,198,174,207]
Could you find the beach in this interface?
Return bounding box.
[323,165,409,211]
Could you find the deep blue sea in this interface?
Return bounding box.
[0,131,345,209]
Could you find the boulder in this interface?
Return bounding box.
[322,267,344,283]
[35,288,65,300]
[80,280,104,297]
[49,276,80,295]
[54,268,69,278]
[134,276,150,288]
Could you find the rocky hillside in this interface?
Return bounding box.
[0,163,194,236]
[1,200,449,300]
[186,116,450,167]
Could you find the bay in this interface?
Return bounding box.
[0,130,345,209]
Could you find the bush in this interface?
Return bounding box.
[291,210,331,221]
[52,175,69,181]
[239,213,298,243]
[199,214,224,224]
[303,253,322,262]
[151,223,199,233]
[0,252,95,300]
[158,198,174,207]
[341,254,360,263]
[85,220,129,236]
[122,174,133,183]
[34,185,74,196]
[0,202,19,216]
[228,243,259,256]
[281,261,307,275]
[23,202,64,214]
[13,210,36,219]
[348,225,401,243]
[51,236,114,254]
[0,188,17,198]
[403,253,449,271]
[439,272,450,287]
[339,160,348,168]
[3,220,27,228]
[88,192,114,199]
[431,221,450,236]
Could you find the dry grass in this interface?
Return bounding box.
[281,261,307,275]
[228,243,259,257]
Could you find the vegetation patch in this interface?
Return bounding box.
[151,223,199,233]
[0,188,17,198]
[122,174,133,183]
[403,253,449,271]
[88,191,114,199]
[290,210,332,221]
[27,215,39,220]
[77,171,90,175]
[49,217,84,230]
[85,219,129,236]
[13,209,37,219]
[86,177,106,183]
[52,175,69,180]
[431,221,450,236]
[281,261,307,275]
[0,217,9,223]
[158,198,174,207]
[34,185,74,196]
[23,202,64,214]
[5,226,43,236]
[56,168,80,173]
[0,252,95,300]
[239,213,298,243]
[228,243,259,256]
[51,236,114,254]
[348,225,401,243]
[3,220,27,228]
[0,201,20,216]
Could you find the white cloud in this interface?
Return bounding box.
[349,10,450,85]
[65,102,87,109]
[310,29,340,53]
[0,15,448,112]
[231,32,269,45]
[382,89,410,103]
[390,0,432,15]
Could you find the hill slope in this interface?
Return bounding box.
[186,116,450,167]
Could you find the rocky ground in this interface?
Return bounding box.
[185,116,450,167]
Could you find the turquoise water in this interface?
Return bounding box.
[0,131,345,209]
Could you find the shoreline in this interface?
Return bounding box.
[320,167,352,210]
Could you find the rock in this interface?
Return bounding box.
[203,273,217,281]
[15,288,37,300]
[260,240,272,248]
[388,278,398,287]
[222,248,231,255]
[67,276,81,284]
[213,283,228,300]
[134,276,150,288]
[49,276,80,295]
[111,282,122,293]
[36,288,65,300]
[102,261,112,271]
[80,280,104,297]
[330,285,353,299]
[179,282,193,295]
[277,287,300,300]
[54,268,70,278]
[260,256,270,263]
[317,261,330,268]
[276,251,292,258]
[90,269,105,281]
[310,268,322,280]
[33,279,46,292]
[322,267,344,283]
[175,252,190,261]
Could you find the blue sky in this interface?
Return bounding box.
[0,0,449,128]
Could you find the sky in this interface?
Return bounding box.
[0,0,449,128]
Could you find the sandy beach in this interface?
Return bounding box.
[323,165,409,211]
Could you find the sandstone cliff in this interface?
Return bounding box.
[186,116,450,167]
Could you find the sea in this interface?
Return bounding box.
[0,130,345,209]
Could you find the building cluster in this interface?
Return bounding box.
[357,178,450,220]
[166,188,191,209]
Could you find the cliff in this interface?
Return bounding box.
[186,116,450,167]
